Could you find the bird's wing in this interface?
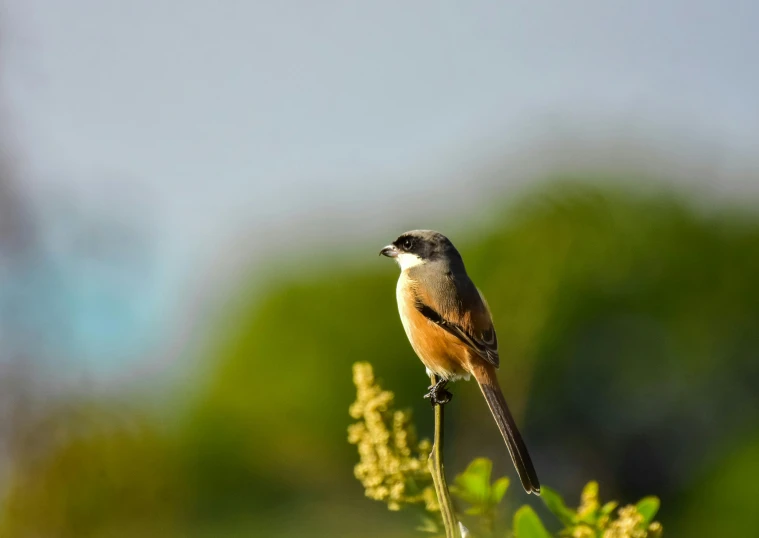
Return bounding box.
[413,291,500,368]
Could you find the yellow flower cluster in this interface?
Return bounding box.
[603,506,662,538]
[571,481,662,538]
[348,362,438,512]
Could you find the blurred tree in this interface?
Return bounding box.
[0,402,186,538]
[180,180,759,535]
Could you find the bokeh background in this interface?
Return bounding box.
[1,1,758,536]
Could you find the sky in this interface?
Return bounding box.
[1,0,757,375]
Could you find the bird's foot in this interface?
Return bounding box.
[424,378,452,406]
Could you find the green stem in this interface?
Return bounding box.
[428,374,461,538]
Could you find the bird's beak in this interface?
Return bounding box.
[379,244,398,258]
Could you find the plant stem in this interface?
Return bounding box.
[428,374,461,538]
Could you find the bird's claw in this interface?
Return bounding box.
[424,379,453,406]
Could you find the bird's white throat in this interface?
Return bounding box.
[396,252,425,271]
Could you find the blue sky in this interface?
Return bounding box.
[2,0,757,374]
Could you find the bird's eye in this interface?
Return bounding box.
[402,238,413,250]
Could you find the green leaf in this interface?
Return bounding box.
[490,476,510,505]
[581,481,599,501]
[635,496,660,524]
[600,501,618,516]
[540,485,576,526]
[451,457,493,506]
[513,506,552,538]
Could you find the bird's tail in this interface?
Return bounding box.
[472,364,540,495]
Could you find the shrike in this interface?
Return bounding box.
[380,230,540,495]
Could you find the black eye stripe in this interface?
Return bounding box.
[395,235,415,251]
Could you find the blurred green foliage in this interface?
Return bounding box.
[1,180,758,536]
[0,403,186,538]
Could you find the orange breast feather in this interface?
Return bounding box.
[397,278,470,379]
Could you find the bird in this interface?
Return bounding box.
[380,229,540,495]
